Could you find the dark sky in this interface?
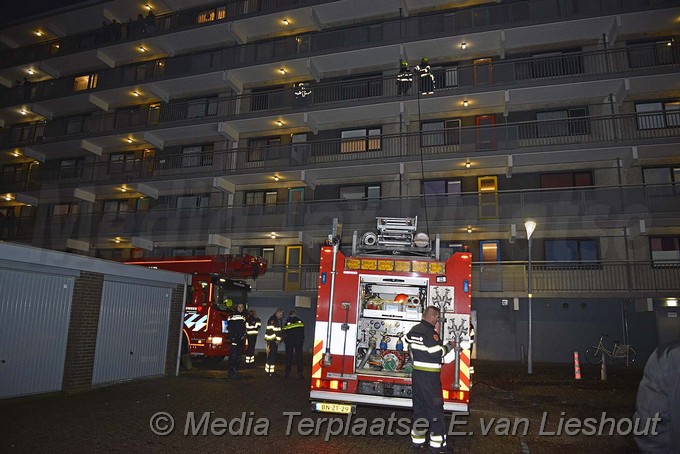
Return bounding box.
[0,0,93,26]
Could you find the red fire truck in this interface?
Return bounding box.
[310,217,473,414]
[124,254,267,361]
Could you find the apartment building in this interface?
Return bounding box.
[0,0,679,362]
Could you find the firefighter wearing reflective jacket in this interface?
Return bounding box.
[264,308,284,376]
[227,303,247,379]
[406,305,454,453]
[415,57,435,95]
[244,310,261,365]
[397,60,412,95]
[283,310,305,378]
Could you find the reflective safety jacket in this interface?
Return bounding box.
[283,315,305,343]
[264,314,283,342]
[227,309,247,342]
[246,316,261,336]
[397,68,412,83]
[406,319,451,372]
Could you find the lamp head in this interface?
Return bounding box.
[524,220,537,239]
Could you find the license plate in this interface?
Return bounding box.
[314,402,354,414]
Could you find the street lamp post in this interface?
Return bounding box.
[525,219,536,375]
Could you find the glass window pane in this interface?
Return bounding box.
[636,102,664,129]
[580,240,598,261]
[423,180,446,195]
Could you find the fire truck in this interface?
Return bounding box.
[124,254,267,361]
[310,217,473,414]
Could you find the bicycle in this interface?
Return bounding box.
[584,334,636,366]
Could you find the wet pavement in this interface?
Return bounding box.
[0,354,644,453]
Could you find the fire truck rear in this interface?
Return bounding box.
[124,254,266,361]
[310,217,473,414]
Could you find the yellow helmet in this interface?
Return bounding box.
[224,298,234,308]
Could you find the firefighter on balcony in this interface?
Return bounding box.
[244,310,261,366]
[406,305,454,453]
[264,308,284,376]
[415,57,435,95]
[283,310,305,379]
[397,60,412,95]
[226,302,247,379]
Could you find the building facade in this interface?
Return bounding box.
[0,0,679,362]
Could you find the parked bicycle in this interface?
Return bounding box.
[584,334,636,366]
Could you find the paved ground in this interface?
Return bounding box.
[0,354,645,453]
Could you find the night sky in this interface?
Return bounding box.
[1,0,94,26]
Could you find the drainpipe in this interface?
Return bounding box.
[323,238,339,366]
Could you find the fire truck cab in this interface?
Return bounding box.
[310,217,473,414]
[124,255,266,361]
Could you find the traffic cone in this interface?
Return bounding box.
[573,351,581,380]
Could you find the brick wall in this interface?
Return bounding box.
[62,271,104,392]
[165,284,185,375]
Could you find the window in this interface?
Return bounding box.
[52,203,79,216]
[3,164,23,183]
[177,194,210,209]
[245,191,277,206]
[433,66,458,89]
[242,247,274,265]
[421,120,461,146]
[627,40,677,68]
[339,184,381,200]
[649,236,680,264]
[536,108,588,137]
[172,248,206,256]
[248,137,282,162]
[59,158,85,179]
[518,51,584,80]
[635,101,680,130]
[545,239,598,263]
[196,6,225,23]
[73,74,98,91]
[103,199,130,220]
[643,167,680,196]
[540,171,593,188]
[187,97,218,119]
[181,144,214,167]
[108,153,137,174]
[422,180,462,198]
[340,128,381,153]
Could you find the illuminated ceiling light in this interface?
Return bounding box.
[279,68,286,75]
[667,41,672,47]
[114,237,121,243]
[126,138,134,143]
[276,120,283,126]
[463,99,469,107]
[27,69,34,75]
[132,91,140,97]
[461,42,467,49]
[282,18,289,25]
[465,160,471,168]
[270,233,277,239]
[138,46,146,52]
[667,298,678,307]
[35,31,43,37]
[274,175,280,181]
[13,151,20,157]
[120,187,127,192]
[145,4,152,10]
[466,226,472,233]
[54,44,60,49]
[20,109,27,115]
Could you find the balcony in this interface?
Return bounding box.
[241,261,680,298]
[0,0,673,110]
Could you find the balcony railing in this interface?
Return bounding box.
[0,0,334,70]
[3,111,679,194]
[3,40,679,151]
[1,0,672,108]
[9,184,680,246]
[239,260,680,295]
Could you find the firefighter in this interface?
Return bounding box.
[264,308,284,376]
[283,310,305,379]
[226,302,247,379]
[406,305,454,453]
[397,60,412,95]
[244,310,261,366]
[415,57,435,95]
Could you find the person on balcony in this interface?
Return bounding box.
[415,57,435,95]
[397,60,412,95]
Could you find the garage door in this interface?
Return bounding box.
[0,269,74,398]
[92,281,172,385]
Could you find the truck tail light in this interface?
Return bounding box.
[208,336,223,345]
[313,379,347,391]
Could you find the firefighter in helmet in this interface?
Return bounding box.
[226,302,247,379]
[264,308,284,376]
[283,310,305,378]
[397,60,412,95]
[244,309,261,366]
[406,305,454,453]
[415,57,435,95]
